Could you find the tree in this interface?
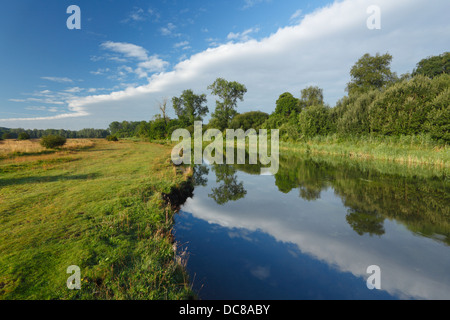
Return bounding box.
[18,132,31,140]
[172,89,208,126]
[346,53,397,95]
[299,86,324,108]
[412,52,449,78]
[208,164,247,205]
[230,111,269,131]
[298,104,332,137]
[2,132,13,140]
[274,92,300,116]
[108,121,121,135]
[40,135,67,149]
[157,97,169,124]
[208,78,247,131]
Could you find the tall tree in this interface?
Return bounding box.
[172,89,208,126]
[157,97,169,124]
[208,78,247,131]
[299,86,324,108]
[274,92,300,116]
[346,53,397,95]
[412,52,449,78]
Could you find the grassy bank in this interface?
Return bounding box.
[280,135,449,169]
[0,139,195,300]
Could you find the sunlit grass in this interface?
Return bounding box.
[0,139,194,300]
[281,134,449,169]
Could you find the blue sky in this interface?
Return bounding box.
[0,0,448,130]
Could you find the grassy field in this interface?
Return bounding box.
[0,139,195,300]
[280,134,449,169]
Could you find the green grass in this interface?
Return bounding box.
[281,134,449,169]
[0,139,195,300]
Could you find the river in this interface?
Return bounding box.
[174,152,450,300]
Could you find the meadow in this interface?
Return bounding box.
[0,139,195,299]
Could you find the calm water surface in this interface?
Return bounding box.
[174,154,450,300]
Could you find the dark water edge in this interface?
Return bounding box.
[174,153,450,300]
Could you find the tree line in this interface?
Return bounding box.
[108,51,449,144]
[0,127,109,140]
[2,51,448,143]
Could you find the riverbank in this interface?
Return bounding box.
[280,135,449,169]
[0,139,195,299]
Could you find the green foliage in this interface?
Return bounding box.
[346,52,397,95]
[298,105,332,137]
[149,118,168,140]
[17,132,31,140]
[2,132,13,140]
[369,74,450,138]
[230,111,269,131]
[336,89,381,136]
[40,135,67,149]
[274,92,300,116]
[424,87,450,142]
[413,52,449,78]
[299,86,324,108]
[106,135,119,141]
[172,89,208,126]
[279,113,301,141]
[208,78,247,131]
[261,113,286,130]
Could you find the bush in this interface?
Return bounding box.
[2,132,13,140]
[106,135,119,141]
[298,105,332,138]
[40,135,67,149]
[18,132,31,140]
[368,74,450,136]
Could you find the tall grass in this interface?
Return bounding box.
[0,139,96,159]
[281,134,449,168]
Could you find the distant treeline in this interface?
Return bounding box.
[0,127,109,140]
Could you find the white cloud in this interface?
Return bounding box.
[227,27,260,42]
[65,87,83,93]
[242,0,270,10]
[90,68,110,76]
[101,41,149,61]
[1,0,448,130]
[160,22,176,36]
[290,9,303,23]
[174,40,190,48]
[41,76,73,83]
[100,41,169,79]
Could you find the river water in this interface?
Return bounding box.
[174,153,450,300]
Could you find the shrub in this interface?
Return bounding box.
[106,135,119,142]
[2,132,13,140]
[40,135,67,149]
[298,105,332,137]
[368,74,450,136]
[18,132,31,140]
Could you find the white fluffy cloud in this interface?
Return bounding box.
[1,0,448,129]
